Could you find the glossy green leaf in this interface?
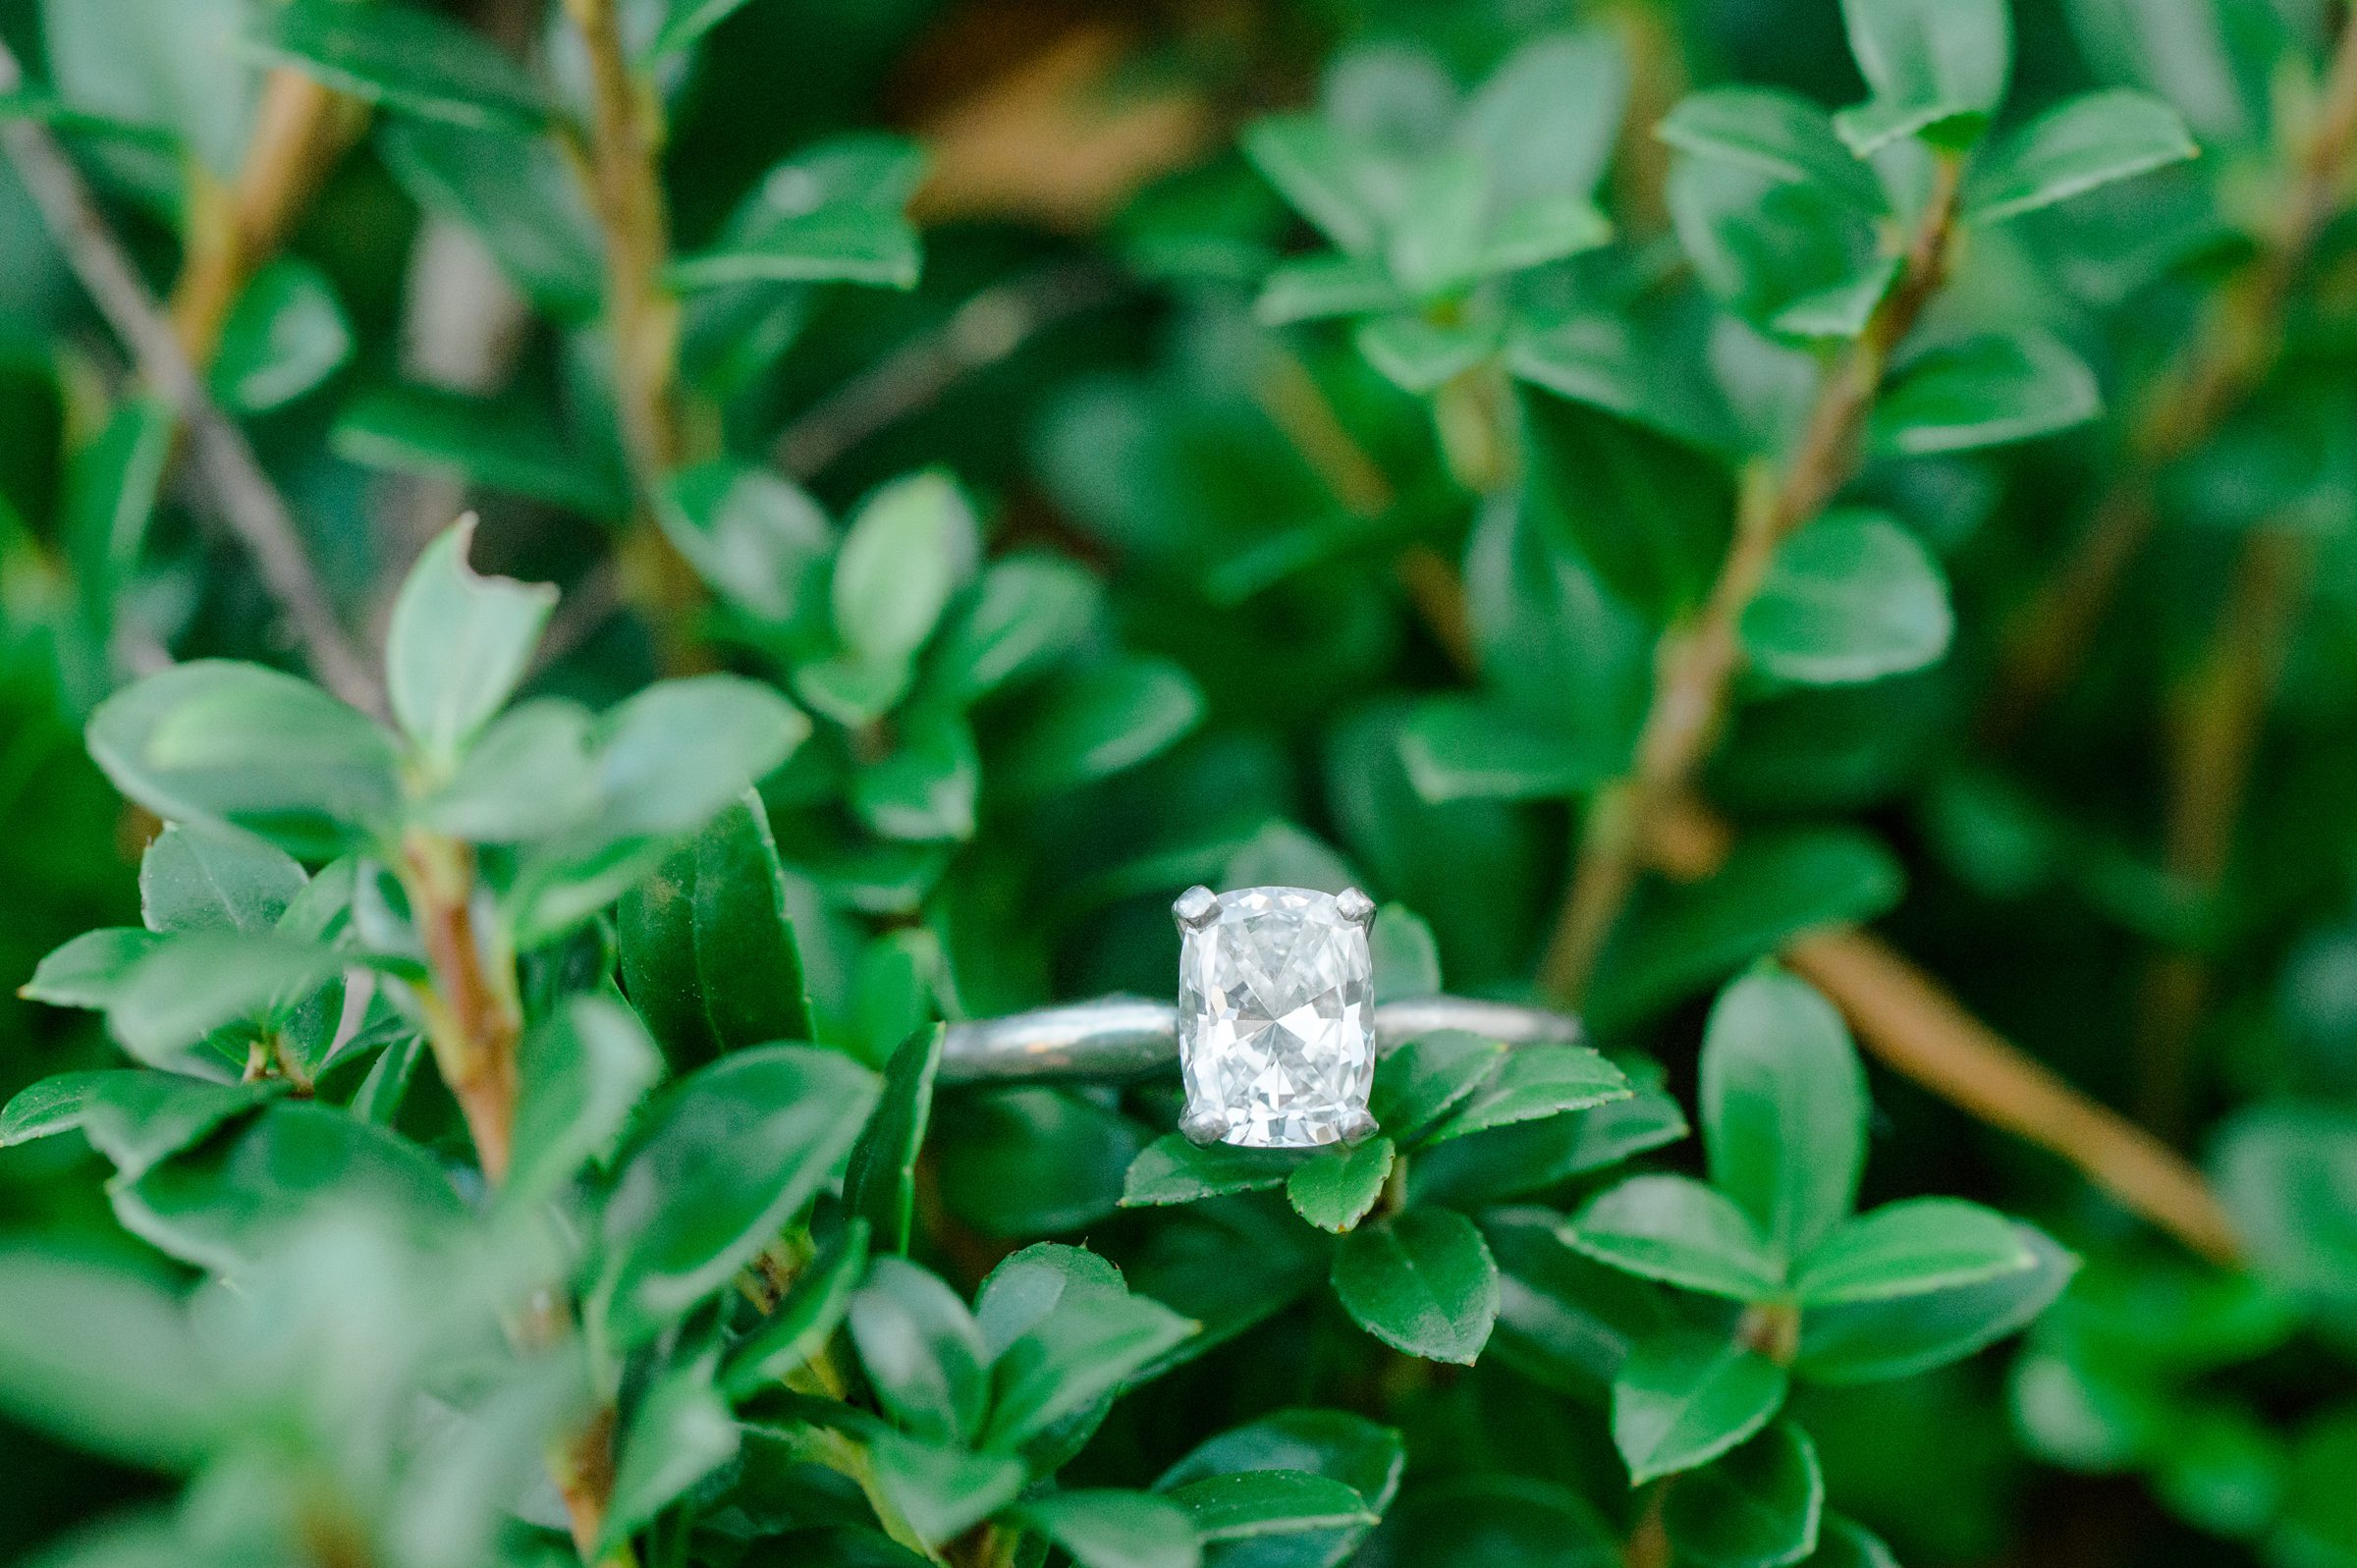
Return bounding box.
[722,1217,871,1398]
[1369,904,1443,1003]
[332,382,630,520]
[1012,1491,1201,1568]
[933,555,1104,702]
[1397,696,1600,804]
[979,1245,1195,1450]
[1656,88,1883,208]
[844,1025,944,1255]
[137,823,304,937]
[1257,253,1406,325]
[601,1351,740,1552]
[596,1046,880,1344]
[1287,1137,1395,1233]
[210,259,352,412]
[1870,331,2102,456]
[1699,966,1867,1257]
[671,204,921,291]
[1386,1477,1619,1568]
[1833,0,2010,154]
[1353,314,1495,394]
[1243,117,1386,256]
[852,714,979,843]
[1613,1331,1789,1484]
[1371,1031,1506,1146]
[412,700,600,842]
[655,460,834,624]
[830,470,978,673]
[1411,1079,1689,1208]
[1163,1470,1379,1542]
[1431,1045,1629,1141]
[255,0,548,128]
[1667,159,1888,339]
[935,1087,1142,1238]
[2215,1105,2357,1324]
[1742,513,1953,685]
[1124,1135,1303,1206]
[386,518,556,764]
[866,1431,1028,1546]
[995,657,1207,798]
[0,1071,129,1147]
[88,662,405,858]
[22,931,165,1011]
[1332,1208,1500,1365]
[80,1073,281,1182]
[106,931,342,1066]
[619,792,815,1062]
[377,119,604,318]
[0,1245,225,1469]
[847,1257,992,1444]
[1795,1221,2076,1382]
[504,995,663,1208]
[40,0,258,176]
[1662,1422,1824,1568]
[593,676,812,839]
[1567,1174,1783,1300]
[1967,88,2197,223]
[1792,1197,2038,1306]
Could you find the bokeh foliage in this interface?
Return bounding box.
[1,0,2356,1566]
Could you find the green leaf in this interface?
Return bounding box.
[596,1046,880,1345]
[0,1244,224,1469]
[1162,1470,1378,1542]
[1869,331,2102,456]
[1833,0,2010,154]
[1699,966,1868,1257]
[210,258,352,413]
[1812,1517,1902,1568]
[1387,1478,1618,1568]
[1666,159,1889,339]
[594,676,813,838]
[995,657,1207,798]
[1742,512,1952,685]
[112,1102,462,1273]
[0,1071,130,1147]
[1010,1491,1201,1568]
[978,1246,1195,1451]
[88,662,406,858]
[1431,1045,1630,1141]
[935,1087,1142,1238]
[1566,1174,1783,1300]
[932,554,1104,702]
[1397,697,1601,804]
[40,0,259,177]
[377,120,604,319]
[1287,1138,1396,1233]
[601,1351,740,1552]
[412,700,600,841]
[22,931,165,1011]
[80,1072,281,1182]
[2215,1104,2357,1324]
[504,995,663,1209]
[1369,904,1443,1003]
[1411,1080,1689,1208]
[1371,1031,1507,1146]
[647,0,760,59]
[845,1025,944,1255]
[386,518,557,764]
[1155,1408,1401,1568]
[1792,1197,2037,1306]
[846,1257,992,1444]
[671,204,921,291]
[1353,314,1496,394]
[332,382,630,520]
[1614,1331,1790,1485]
[1966,88,2197,223]
[852,713,979,843]
[831,470,979,674]
[137,823,304,936]
[254,0,548,128]
[1656,88,1884,209]
[106,931,343,1066]
[721,1217,871,1399]
[655,460,833,624]
[1458,27,1626,206]
[1124,1135,1303,1206]
[1331,1208,1500,1365]
[1507,314,1733,454]
[1795,1221,2075,1382]
[1662,1422,1824,1568]
[1243,117,1386,256]
[619,792,815,1063]
[866,1432,1029,1546]
[1257,253,1408,325]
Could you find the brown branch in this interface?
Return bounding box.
[398,833,522,1184]
[2136,523,2312,1136]
[1985,8,2357,738]
[1537,153,1966,1005]
[0,39,381,715]
[169,68,358,361]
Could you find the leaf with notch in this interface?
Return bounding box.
[387,518,556,764]
[1332,1208,1499,1365]
[1833,0,2011,154]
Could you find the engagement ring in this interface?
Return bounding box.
[940,884,1583,1150]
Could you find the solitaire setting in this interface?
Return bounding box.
[1174,884,1378,1149]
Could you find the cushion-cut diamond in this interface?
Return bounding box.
[1177,885,1375,1148]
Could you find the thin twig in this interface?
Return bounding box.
[1985,8,2357,738]
[1537,153,1967,1005]
[2137,523,2312,1136]
[169,67,356,360]
[774,262,1121,478]
[0,39,380,715]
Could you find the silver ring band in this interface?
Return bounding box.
[938,995,1584,1084]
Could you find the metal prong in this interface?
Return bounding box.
[1336,887,1377,928]
[1178,1106,1228,1146]
[1335,1106,1378,1144]
[1173,885,1219,931]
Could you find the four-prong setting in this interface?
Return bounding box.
[1174,885,1378,1149]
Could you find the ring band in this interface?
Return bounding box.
[938,994,1585,1084]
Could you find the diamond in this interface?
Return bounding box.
[1177,886,1375,1149]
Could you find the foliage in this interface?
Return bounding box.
[0,0,2355,1567]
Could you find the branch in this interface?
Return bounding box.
[1537,152,1966,1005]
[399,833,522,1185]
[169,67,356,360]
[1984,8,2357,738]
[0,39,381,715]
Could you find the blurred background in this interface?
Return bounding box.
[4,0,2356,1563]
